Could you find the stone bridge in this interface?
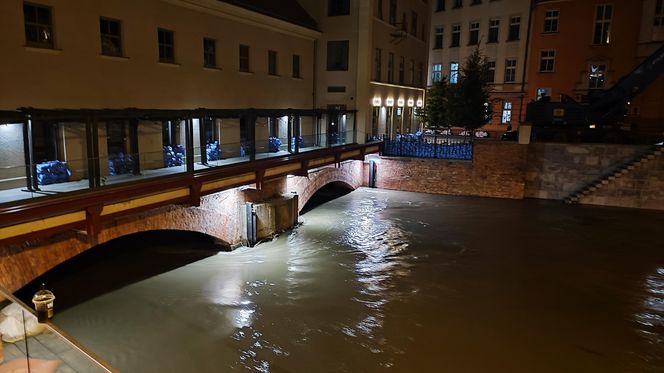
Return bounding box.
[0,161,367,293]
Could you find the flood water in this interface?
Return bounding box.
[52,188,664,372]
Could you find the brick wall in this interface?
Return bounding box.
[375,142,528,199]
[525,143,650,200]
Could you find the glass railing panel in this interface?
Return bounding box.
[101,150,186,186]
[299,134,326,153]
[255,137,291,160]
[0,286,114,372]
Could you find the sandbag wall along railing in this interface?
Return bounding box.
[382,134,473,160]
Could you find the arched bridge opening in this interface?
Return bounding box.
[301,181,355,214]
[16,230,228,311]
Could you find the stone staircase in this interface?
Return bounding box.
[565,145,664,204]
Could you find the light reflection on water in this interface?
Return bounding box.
[52,188,664,372]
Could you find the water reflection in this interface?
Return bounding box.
[635,267,664,367]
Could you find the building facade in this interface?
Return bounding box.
[527,0,664,140]
[298,0,430,140]
[428,0,532,135]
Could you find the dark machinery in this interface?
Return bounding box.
[526,43,664,142]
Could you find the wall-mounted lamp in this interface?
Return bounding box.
[386,98,394,107]
[416,99,424,108]
[397,98,405,107]
[372,97,382,107]
[407,99,415,107]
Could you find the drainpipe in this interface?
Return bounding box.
[518,0,535,126]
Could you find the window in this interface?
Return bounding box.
[451,24,461,47]
[389,0,397,25]
[434,27,444,49]
[588,64,606,89]
[544,10,559,33]
[158,28,175,63]
[376,0,383,19]
[399,56,405,84]
[450,62,459,84]
[593,4,612,45]
[268,50,278,75]
[453,0,463,8]
[436,0,445,12]
[539,50,555,72]
[410,59,415,85]
[328,0,350,16]
[501,102,512,124]
[432,63,442,82]
[327,40,349,71]
[656,0,664,26]
[239,44,250,72]
[504,59,516,82]
[100,17,122,56]
[418,63,424,86]
[469,21,480,45]
[401,13,408,32]
[203,38,216,68]
[484,19,499,44]
[508,16,520,41]
[487,60,496,83]
[388,52,395,83]
[374,48,382,81]
[292,55,301,78]
[471,0,481,4]
[23,2,54,48]
[411,12,418,36]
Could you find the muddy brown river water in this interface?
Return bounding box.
[52,188,664,372]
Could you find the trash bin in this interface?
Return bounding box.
[32,286,55,323]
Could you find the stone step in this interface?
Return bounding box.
[647,154,656,159]
[601,180,610,185]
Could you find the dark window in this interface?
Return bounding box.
[388,52,394,83]
[504,59,516,82]
[411,12,418,36]
[374,48,382,81]
[399,56,405,84]
[544,10,559,33]
[487,61,496,83]
[656,0,663,26]
[292,54,301,78]
[203,38,216,68]
[23,2,54,48]
[471,0,481,4]
[508,16,520,41]
[539,50,555,72]
[436,0,445,12]
[389,0,397,25]
[593,4,612,45]
[451,24,461,47]
[376,0,383,19]
[469,21,480,45]
[100,17,122,56]
[327,86,346,93]
[453,0,462,8]
[327,40,349,71]
[410,59,415,85]
[328,0,350,16]
[239,44,250,72]
[488,19,499,43]
[268,50,278,75]
[418,62,424,86]
[434,27,443,49]
[158,28,175,63]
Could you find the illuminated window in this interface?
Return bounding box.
[450,62,459,84]
[24,2,53,48]
[593,4,612,45]
[544,10,559,33]
[432,63,442,82]
[502,102,512,124]
[158,28,175,63]
[100,17,122,56]
[588,64,606,89]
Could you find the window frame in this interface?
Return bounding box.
[374,48,382,81]
[239,44,250,72]
[488,18,500,43]
[203,37,216,68]
[432,63,443,83]
[468,21,480,45]
[100,17,123,57]
[450,62,459,84]
[592,4,612,45]
[539,49,555,73]
[23,2,54,49]
[292,54,301,78]
[327,40,349,71]
[543,9,559,33]
[158,28,175,64]
[451,24,461,47]
[588,63,607,89]
[434,26,444,49]
[328,0,350,16]
[504,58,517,83]
[507,15,521,41]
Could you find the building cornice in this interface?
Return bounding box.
[160,0,321,40]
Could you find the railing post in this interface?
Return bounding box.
[22,115,38,191]
[199,115,208,165]
[185,117,195,172]
[85,112,101,188]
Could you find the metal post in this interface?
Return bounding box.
[85,113,101,188]
[245,202,257,247]
[287,114,293,154]
[199,116,208,165]
[185,118,195,172]
[129,119,141,175]
[294,115,301,153]
[22,117,39,191]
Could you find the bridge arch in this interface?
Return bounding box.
[287,161,365,212]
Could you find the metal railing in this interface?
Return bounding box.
[381,134,473,160]
[0,285,116,372]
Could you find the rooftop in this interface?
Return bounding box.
[219,0,317,30]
